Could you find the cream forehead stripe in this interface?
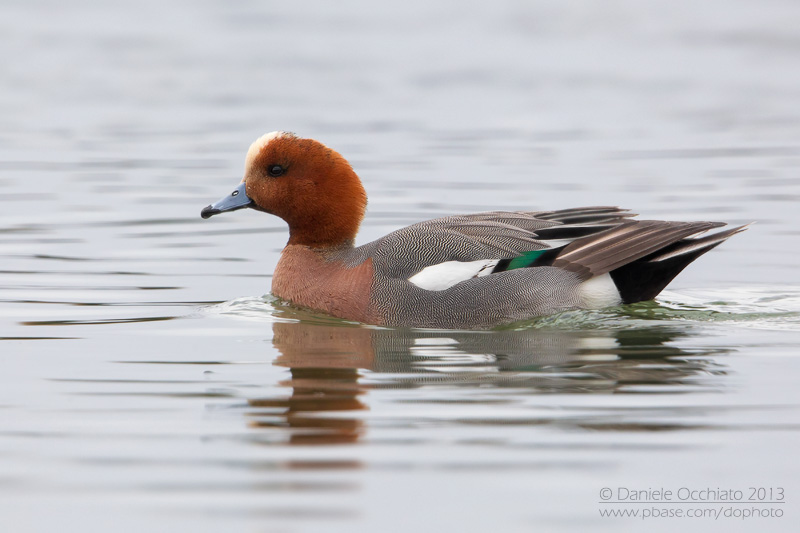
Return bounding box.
[244,131,295,171]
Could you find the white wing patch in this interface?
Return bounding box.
[409,260,499,291]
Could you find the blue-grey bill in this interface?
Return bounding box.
[201,182,253,219]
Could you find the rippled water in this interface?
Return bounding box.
[2,1,800,531]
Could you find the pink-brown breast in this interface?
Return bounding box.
[271,245,376,323]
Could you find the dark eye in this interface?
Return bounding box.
[267,164,285,177]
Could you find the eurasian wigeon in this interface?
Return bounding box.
[201,132,746,329]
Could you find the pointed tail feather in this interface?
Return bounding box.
[608,224,749,304]
[552,220,726,279]
[646,224,749,262]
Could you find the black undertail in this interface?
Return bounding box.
[492,220,747,304]
[608,224,747,304]
[609,246,714,304]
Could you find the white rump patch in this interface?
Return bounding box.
[245,131,294,171]
[409,260,499,291]
[579,273,622,308]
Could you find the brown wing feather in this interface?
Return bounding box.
[552,220,726,279]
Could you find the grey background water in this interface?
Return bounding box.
[2,1,800,531]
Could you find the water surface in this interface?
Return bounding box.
[2,1,800,531]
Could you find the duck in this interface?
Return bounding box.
[201,131,746,329]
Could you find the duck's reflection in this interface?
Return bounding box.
[248,367,365,445]
[245,312,729,445]
[246,323,373,445]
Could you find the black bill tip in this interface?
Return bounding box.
[200,182,253,220]
[200,205,220,219]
